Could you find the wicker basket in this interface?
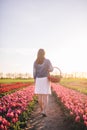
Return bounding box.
[48,67,62,83]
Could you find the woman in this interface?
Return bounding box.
[33,48,53,116]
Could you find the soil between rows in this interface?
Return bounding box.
[23,93,82,130]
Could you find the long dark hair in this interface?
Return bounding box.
[36,49,45,64]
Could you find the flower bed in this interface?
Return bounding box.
[0,85,35,130]
[51,83,87,127]
[0,82,32,94]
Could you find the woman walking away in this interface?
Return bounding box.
[33,48,53,117]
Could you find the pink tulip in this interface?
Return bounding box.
[15,113,18,118]
[12,117,18,123]
[0,116,3,122]
[75,116,80,122]
[0,124,4,130]
[70,111,74,116]
[7,108,12,113]
[16,109,22,115]
[83,115,87,120]
[2,119,8,125]
[84,121,87,127]
[85,107,87,113]
[6,112,14,118]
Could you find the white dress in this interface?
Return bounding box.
[34,77,51,94]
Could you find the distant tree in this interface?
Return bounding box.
[0,72,3,78]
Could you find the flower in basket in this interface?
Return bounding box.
[48,66,62,83]
[48,75,61,82]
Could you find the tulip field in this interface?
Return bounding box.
[0,80,36,130]
[0,82,33,96]
[51,78,87,129]
[0,78,87,130]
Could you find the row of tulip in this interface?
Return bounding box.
[51,83,87,127]
[0,82,21,88]
[0,82,32,94]
[0,85,34,130]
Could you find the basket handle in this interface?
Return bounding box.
[53,66,62,78]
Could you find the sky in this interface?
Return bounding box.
[0,0,87,75]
